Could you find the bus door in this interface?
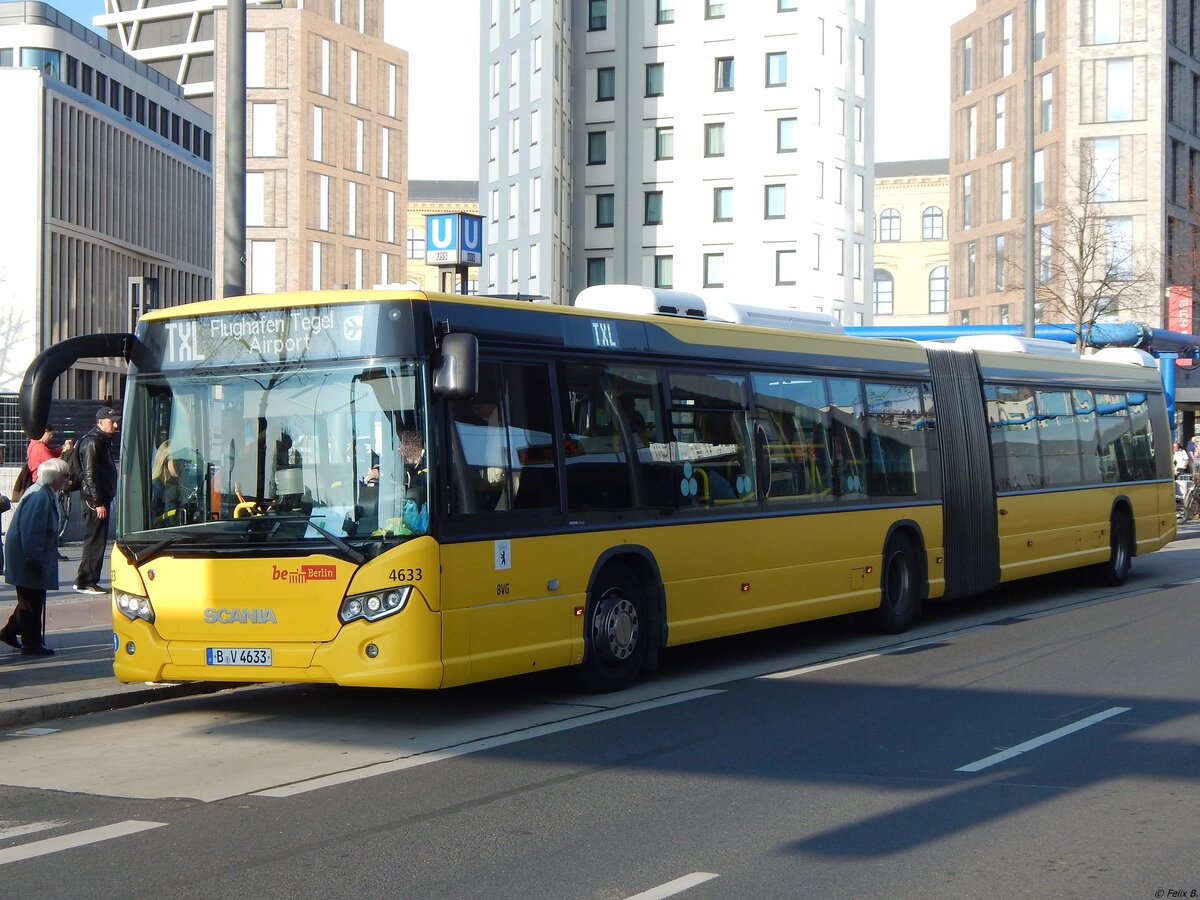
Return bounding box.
[441,360,576,684]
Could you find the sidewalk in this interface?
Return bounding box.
[0,543,227,729]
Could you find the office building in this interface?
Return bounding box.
[481,0,873,319]
[0,1,212,452]
[948,0,1197,330]
[98,0,408,296]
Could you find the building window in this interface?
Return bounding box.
[854,243,864,279]
[814,87,822,124]
[1092,136,1120,201]
[250,241,276,294]
[929,266,949,313]
[589,0,607,30]
[777,117,797,152]
[655,126,674,160]
[531,176,542,212]
[766,51,787,87]
[816,160,824,198]
[764,184,786,219]
[779,0,797,9]
[1093,0,1120,43]
[655,255,673,288]
[961,173,973,228]
[587,258,606,286]
[812,233,821,269]
[994,234,1006,290]
[1105,217,1134,278]
[967,241,977,295]
[706,1,725,18]
[1040,71,1053,131]
[588,131,607,164]
[1106,59,1133,121]
[879,208,901,242]
[597,66,616,101]
[596,193,615,227]
[407,227,425,259]
[646,62,665,97]
[966,105,977,159]
[704,253,725,287]
[713,186,733,221]
[962,35,974,93]
[837,238,845,275]
[994,92,1006,149]
[1033,149,1045,210]
[1000,160,1012,219]
[645,191,664,225]
[1039,224,1053,282]
[656,1,675,25]
[251,103,276,157]
[1000,13,1013,76]
[775,249,796,285]
[1033,0,1046,59]
[873,270,894,315]
[705,122,726,157]
[998,304,1010,325]
[715,57,734,91]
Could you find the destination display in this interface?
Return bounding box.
[149,304,372,369]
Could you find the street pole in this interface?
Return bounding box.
[223,0,246,298]
[1023,0,1036,337]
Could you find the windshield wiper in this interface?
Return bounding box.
[305,519,366,565]
[120,532,204,566]
[258,515,366,565]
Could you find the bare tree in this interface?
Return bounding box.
[1028,142,1161,351]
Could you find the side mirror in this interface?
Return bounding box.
[433,332,478,398]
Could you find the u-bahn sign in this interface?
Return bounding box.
[425,213,483,266]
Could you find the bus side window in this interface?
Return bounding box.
[668,371,754,507]
[560,362,669,511]
[827,377,867,498]
[751,372,831,502]
[449,362,560,516]
[864,381,929,498]
[449,363,509,514]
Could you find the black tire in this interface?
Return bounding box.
[870,533,921,634]
[1092,510,1134,586]
[576,565,648,693]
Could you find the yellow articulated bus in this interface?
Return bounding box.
[19,287,1175,691]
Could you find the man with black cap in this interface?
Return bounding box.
[73,406,120,595]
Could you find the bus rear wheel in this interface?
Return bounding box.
[870,533,920,634]
[1091,510,1133,587]
[576,565,647,693]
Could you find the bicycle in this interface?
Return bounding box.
[1178,479,1200,523]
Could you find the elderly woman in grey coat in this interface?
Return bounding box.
[1,457,71,656]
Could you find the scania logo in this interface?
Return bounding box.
[203,608,278,624]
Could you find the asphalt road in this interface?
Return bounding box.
[3,533,1200,899]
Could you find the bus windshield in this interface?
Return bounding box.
[118,361,429,548]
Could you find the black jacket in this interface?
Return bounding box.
[79,427,118,507]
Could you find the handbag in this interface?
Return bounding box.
[11,465,32,503]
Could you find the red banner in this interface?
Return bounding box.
[1168,286,1194,367]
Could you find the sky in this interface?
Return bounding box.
[47,0,977,177]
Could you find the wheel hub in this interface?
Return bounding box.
[594,596,638,661]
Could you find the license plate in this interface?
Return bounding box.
[206,647,272,666]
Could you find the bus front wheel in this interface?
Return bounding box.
[870,533,920,634]
[577,565,647,693]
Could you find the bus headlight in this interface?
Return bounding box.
[115,591,155,624]
[339,587,411,624]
